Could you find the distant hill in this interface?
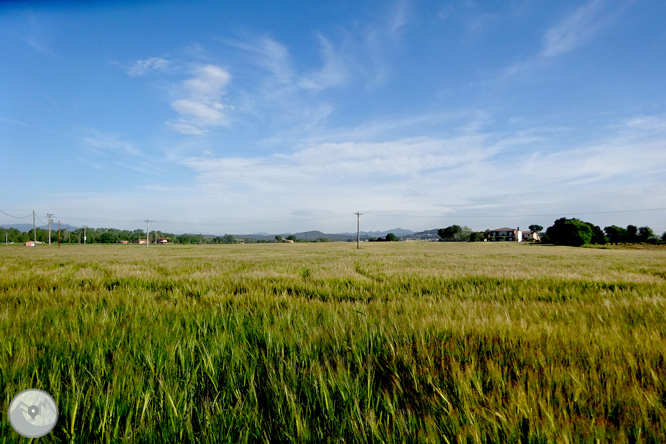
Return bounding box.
[291,231,354,242]
[233,229,415,242]
[401,229,441,241]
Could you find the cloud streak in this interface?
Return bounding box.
[170,64,232,134]
[540,1,603,58]
[127,57,170,76]
[503,0,611,77]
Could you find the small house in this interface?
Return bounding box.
[25,241,36,247]
[489,227,539,242]
[489,228,517,241]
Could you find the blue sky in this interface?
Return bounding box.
[2,0,666,235]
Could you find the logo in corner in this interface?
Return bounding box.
[8,389,58,438]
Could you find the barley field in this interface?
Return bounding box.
[1,242,665,443]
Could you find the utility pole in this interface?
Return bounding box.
[355,211,363,250]
[58,220,61,248]
[33,210,36,243]
[47,213,53,246]
[144,220,151,247]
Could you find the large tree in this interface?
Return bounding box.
[99,231,119,243]
[638,226,655,243]
[545,218,594,246]
[529,224,543,233]
[438,225,462,241]
[604,225,628,244]
[627,225,639,242]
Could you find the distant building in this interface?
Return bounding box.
[119,240,130,244]
[137,239,148,244]
[489,227,539,242]
[25,241,36,247]
[157,238,171,244]
[519,230,540,242]
[489,227,518,241]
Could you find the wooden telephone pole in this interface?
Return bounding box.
[144,220,151,247]
[47,213,53,245]
[355,212,363,250]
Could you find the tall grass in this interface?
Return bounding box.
[1,242,665,442]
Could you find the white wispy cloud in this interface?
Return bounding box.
[169,64,232,135]
[299,35,352,90]
[226,36,294,86]
[540,1,603,58]
[180,135,501,197]
[626,115,666,132]
[388,0,411,35]
[127,57,170,76]
[81,132,140,156]
[503,0,610,77]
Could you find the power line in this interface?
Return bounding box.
[56,217,145,224]
[0,210,32,219]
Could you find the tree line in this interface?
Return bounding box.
[0,227,251,245]
[0,227,343,245]
[543,218,665,247]
[436,220,666,246]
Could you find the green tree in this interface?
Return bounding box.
[286,235,296,241]
[385,233,397,242]
[438,225,462,241]
[627,225,639,242]
[529,224,543,234]
[7,228,23,243]
[469,232,485,242]
[604,226,628,244]
[459,226,473,241]
[275,235,283,242]
[131,229,144,243]
[590,225,607,244]
[545,218,593,246]
[221,234,236,244]
[638,226,655,243]
[99,232,119,243]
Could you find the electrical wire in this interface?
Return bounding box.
[0,210,32,219]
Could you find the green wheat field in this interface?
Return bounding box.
[1,242,665,443]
